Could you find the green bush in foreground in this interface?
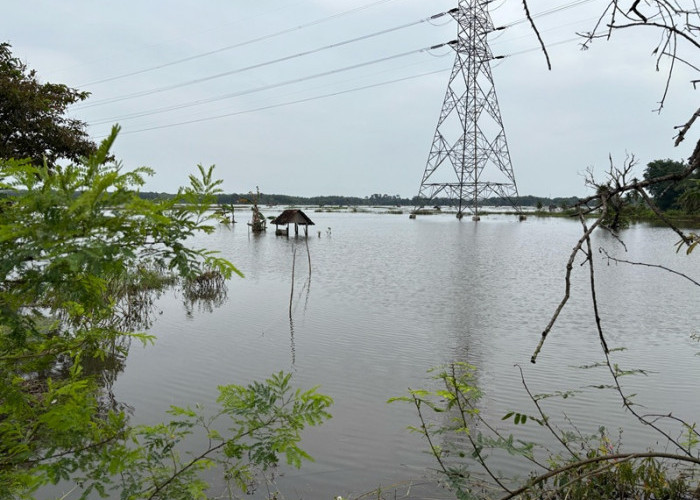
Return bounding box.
[0,128,331,498]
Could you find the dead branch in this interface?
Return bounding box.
[636,187,692,245]
[606,20,700,50]
[521,0,551,70]
[577,0,700,110]
[629,0,648,22]
[581,213,610,355]
[675,107,700,146]
[531,207,603,363]
[599,247,700,286]
[574,160,697,213]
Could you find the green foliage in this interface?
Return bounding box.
[116,372,332,499]
[0,127,330,498]
[389,363,501,499]
[394,363,699,499]
[679,179,700,214]
[676,232,700,255]
[0,43,97,167]
[643,159,693,211]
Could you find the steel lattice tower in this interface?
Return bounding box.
[416,0,520,219]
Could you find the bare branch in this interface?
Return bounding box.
[581,213,610,354]
[636,187,692,245]
[521,0,551,69]
[629,0,648,22]
[675,107,700,146]
[606,20,700,49]
[531,208,603,363]
[600,247,700,286]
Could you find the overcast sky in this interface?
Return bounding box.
[4,0,697,198]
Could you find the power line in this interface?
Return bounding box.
[76,0,598,115]
[500,0,597,28]
[488,12,601,54]
[77,9,456,110]
[79,0,400,87]
[97,67,451,137]
[89,41,456,125]
[75,0,599,115]
[90,35,583,137]
[79,0,603,134]
[505,36,581,57]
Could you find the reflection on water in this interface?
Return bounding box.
[108,212,699,498]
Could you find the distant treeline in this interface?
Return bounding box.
[137,191,581,208]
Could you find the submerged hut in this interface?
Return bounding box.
[270,209,315,236]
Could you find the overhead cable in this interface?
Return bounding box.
[79,0,399,87]
[500,0,597,28]
[96,67,450,137]
[77,9,457,110]
[89,41,457,125]
[504,36,581,57]
[90,35,585,137]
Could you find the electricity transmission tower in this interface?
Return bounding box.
[416,0,520,219]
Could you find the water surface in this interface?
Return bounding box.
[112,211,700,498]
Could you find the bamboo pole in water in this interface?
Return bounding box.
[289,246,297,318]
[305,233,311,277]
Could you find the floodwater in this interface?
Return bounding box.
[107,209,699,498]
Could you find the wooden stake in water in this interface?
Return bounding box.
[305,234,311,277]
[289,246,297,318]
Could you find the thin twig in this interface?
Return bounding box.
[448,364,513,494]
[516,365,580,460]
[599,248,700,287]
[601,345,693,456]
[410,392,449,475]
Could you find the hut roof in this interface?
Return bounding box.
[270,209,315,226]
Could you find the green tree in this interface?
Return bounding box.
[0,42,97,167]
[643,159,690,211]
[679,179,700,213]
[0,128,331,498]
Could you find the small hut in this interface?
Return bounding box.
[270,209,315,236]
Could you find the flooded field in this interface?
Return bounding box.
[102,210,699,499]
